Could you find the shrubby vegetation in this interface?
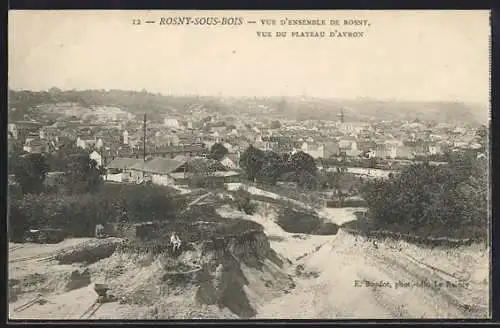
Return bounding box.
[239,146,324,189]
[186,158,227,189]
[8,141,263,242]
[8,143,184,241]
[238,146,360,200]
[207,143,229,161]
[233,187,258,215]
[9,184,184,240]
[276,206,339,235]
[360,152,488,240]
[9,142,105,195]
[10,153,50,194]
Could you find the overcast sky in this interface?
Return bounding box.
[9,10,490,105]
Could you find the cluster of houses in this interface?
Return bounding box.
[105,156,241,187]
[8,111,486,191]
[251,134,454,160]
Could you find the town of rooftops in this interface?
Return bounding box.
[8,101,485,183]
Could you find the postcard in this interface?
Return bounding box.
[8,10,491,320]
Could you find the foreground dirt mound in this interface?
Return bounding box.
[8,266,93,300]
[86,229,294,319]
[192,230,294,318]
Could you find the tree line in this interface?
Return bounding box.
[238,145,351,192]
[238,142,488,241]
[360,151,488,241]
[8,142,182,241]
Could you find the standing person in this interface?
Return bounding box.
[170,232,182,252]
[95,224,104,238]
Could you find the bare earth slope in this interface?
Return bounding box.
[219,200,489,319]
[256,229,488,319]
[9,194,489,319]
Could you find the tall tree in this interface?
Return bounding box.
[360,159,488,240]
[208,143,229,161]
[11,153,50,194]
[476,124,489,152]
[185,158,222,188]
[257,151,282,185]
[65,152,105,194]
[239,145,265,182]
[270,120,282,129]
[290,151,317,176]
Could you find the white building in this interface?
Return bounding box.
[223,142,234,153]
[164,118,180,128]
[89,151,103,167]
[220,155,238,170]
[96,138,104,149]
[305,145,324,159]
[76,137,86,149]
[429,144,442,155]
[123,130,129,145]
[212,131,222,143]
[8,123,18,139]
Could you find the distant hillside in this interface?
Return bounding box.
[8,89,231,122]
[277,97,488,125]
[8,89,488,125]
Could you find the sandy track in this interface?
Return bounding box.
[242,204,489,319]
[256,229,489,319]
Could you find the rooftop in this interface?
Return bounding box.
[129,158,186,174]
[107,157,144,170]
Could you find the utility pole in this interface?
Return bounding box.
[143,113,147,161]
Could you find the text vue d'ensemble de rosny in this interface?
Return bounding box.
[155,16,370,38]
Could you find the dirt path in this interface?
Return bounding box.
[254,209,490,319]
[221,203,488,319]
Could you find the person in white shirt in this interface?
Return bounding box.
[170,232,182,252]
[95,224,105,238]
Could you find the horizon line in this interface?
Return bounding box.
[8,87,488,107]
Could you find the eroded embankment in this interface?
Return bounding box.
[8,238,124,303]
[256,228,489,319]
[91,229,294,318]
[10,226,294,319]
[340,217,487,248]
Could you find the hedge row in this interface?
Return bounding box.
[8,183,184,241]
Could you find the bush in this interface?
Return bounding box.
[233,187,257,215]
[276,207,322,234]
[276,206,338,235]
[360,156,488,241]
[314,222,340,235]
[8,184,184,240]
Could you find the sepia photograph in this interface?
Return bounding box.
[7,10,490,320]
